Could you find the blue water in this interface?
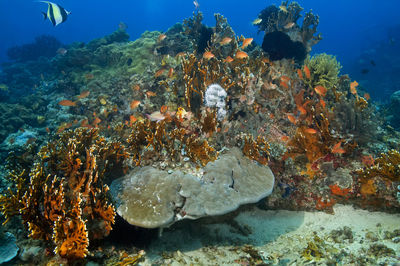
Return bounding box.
[0,0,400,102]
[1,0,398,64]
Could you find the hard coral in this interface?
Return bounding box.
[127,119,218,167]
[0,128,125,259]
[356,149,400,182]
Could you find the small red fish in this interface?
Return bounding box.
[224,56,234,63]
[314,85,327,97]
[297,69,303,80]
[168,67,174,78]
[58,100,76,107]
[77,90,90,99]
[220,37,232,45]
[304,128,317,134]
[280,80,289,89]
[146,91,157,97]
[155,68,165,77]
[287,114,296,124]
[160,105,168,114]
[332,141,345,154]
[130,100,140,109]
[235,51,248,59]
[203,51,215,59]
[304,65,311,79]
[241,38,253,49]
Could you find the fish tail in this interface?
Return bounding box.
[41,11,47,20]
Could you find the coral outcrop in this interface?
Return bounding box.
[256,1,321,62]
[110,147,274,228]
[0,128,126,259]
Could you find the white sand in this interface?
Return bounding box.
[142,204,400,265]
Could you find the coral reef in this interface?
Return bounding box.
[0,128,126,259]
[0,3,399,264]
[183,12,214,54]
[256,1,322,62]
[262,31,307,62]
[6,35,63,62]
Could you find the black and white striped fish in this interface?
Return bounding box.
[39,1,71,26]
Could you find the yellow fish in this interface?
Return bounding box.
[252,18,262,25]
[279,5,288,13]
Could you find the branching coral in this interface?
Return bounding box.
[0,128,125,259]
[356,150,400,182]
[126,119,218,167]
[242,134,270,165]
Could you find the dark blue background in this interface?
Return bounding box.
[0,0,398,68]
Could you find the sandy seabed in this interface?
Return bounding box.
[141,204,400,265]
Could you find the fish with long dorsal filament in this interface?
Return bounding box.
[39,1,71,26]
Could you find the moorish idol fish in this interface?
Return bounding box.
[39,1,71,26]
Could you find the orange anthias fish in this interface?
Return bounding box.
[133,84,141,91]
[350,81,358,95]
[241,38,253,49]
[155,68,165,78]
[220,37,232,45]
[203,51,215,59]
[130,100,140,109]
[146,91,157,97]
[129,115,137,124]
[280,80,289,89]
[364,93,370,101]
[168,67,174,78]
[331,141,345,154]
[287,114,296,124]
[158,34,167,42]
[224,56,234,63]
[304,65,311,79]
[297,105,307,115]
[58,100,76,107]
[77,90,90,99]
[160,105,168,114]
[235,51,248,59]
[314,85,327,97]
[304,128,317,134]
[297,69,303,80]
[280,75,291,82]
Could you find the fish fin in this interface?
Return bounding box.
[41,11,47,20]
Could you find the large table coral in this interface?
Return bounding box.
[109,148,274,228]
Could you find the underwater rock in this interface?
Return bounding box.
[0,232,19,263]
[110,148,275,228]
[262,31,306,62]
[86,29,130,51]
